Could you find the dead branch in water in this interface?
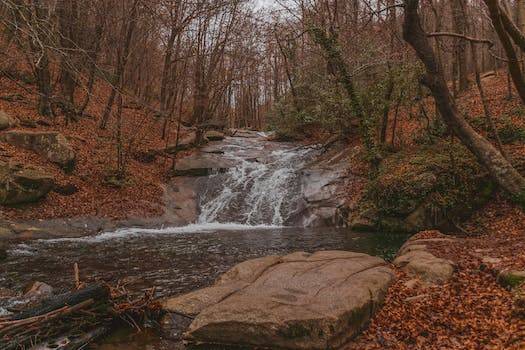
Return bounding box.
[0,281,159,350]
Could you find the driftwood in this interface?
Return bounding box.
[0,281,158,350]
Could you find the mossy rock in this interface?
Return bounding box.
[353,142,494,233]
[0,161,54,205]
[498,270,525,289]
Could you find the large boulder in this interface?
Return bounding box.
[394,237,456,284]
[0,131,75,171]
[349,142,494,233]
[0,161,54,205]
[0,110,18,130]
[162,251,394,349]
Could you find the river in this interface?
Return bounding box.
[0,132,408,349]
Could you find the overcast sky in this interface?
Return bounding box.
[254,0,280,10]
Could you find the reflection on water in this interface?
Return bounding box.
[1,226,408,349]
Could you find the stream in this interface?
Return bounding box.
[0,132,408,349]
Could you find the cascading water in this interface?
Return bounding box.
[197,135,317,226]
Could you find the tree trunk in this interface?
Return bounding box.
[484,0,525,104]
[403,0,525,201]
[450,0,470,92]
[99,0,139,129]
[57,0,77,106]
[30,0,52,116]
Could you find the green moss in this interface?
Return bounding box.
[498,271,525,289]
[498,122,525,144]
[364,142,493,232]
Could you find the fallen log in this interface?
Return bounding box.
[5,284,109,321]
[0,282,158,350]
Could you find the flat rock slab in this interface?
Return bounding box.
[162,251,394,349]
[172,156,235,177]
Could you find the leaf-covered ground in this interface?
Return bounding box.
[347,196,525,349]
[0,76,191,221]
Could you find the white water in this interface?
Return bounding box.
[197,143,316,226]
[33,135,317,244]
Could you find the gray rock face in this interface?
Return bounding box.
[162,251,394,349]
[0,110,18,130]
[394,238,456,284]
[0,161,54,205]
[172,156,234,177]
[0,131,75,171]
[205,130,225,141]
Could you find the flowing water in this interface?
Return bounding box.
[0,132,408,349]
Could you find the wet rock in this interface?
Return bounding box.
[23,281,54,299]
[349,206,379,232]
[0,161,54,205]
[229,129,261,138]
[394,239,455,284]
[204,130,225,141]
[160,312,194,340]
[162,251,394,349]
[0,226,16,240]
[497,270,525,289]
[0,110,18,130]
[0,131,76,171]
[300,158,352,227]
[172,157,234,177]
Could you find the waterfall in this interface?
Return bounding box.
[197,137,316,226]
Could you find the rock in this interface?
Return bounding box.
[172,157,234,177]
[19,118,38,128]
[481,256,502,265]
[0,131,76,171]
[229,129,261,138]
[53,183,79,196]
[0,242,7,261]
[0,161,54,205]
[162,251,394,349]
[160,311,194,340]
[0,110,18,130]
[354,143,494,233]
[165,131,198,153]
[403,278,421,289]
[0,226,15,240]
[204,130,225,141]
[514,285,525,318]
[23,281,53,299]
[349,207,379,232]
[133,149,157,163]
[497,270,525,289]
[394,239,455,284]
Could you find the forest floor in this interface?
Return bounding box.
[347,196,525,349]
[0,76,191,222]
[344,73,525,350]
